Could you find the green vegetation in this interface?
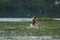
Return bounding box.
[0,0,60,18]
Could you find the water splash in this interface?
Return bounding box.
[27,24,39,29]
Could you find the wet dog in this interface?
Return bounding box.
[32,16,36,26]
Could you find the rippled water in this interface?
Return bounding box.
[0,28,60,40]
[0,20,60,40]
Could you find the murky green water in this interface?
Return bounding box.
[0,28,60,40]
[0,22,60,40]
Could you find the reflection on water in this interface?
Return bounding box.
[0,24,60,40]
[0,30,60,40]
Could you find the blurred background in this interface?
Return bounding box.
[0,0,60,18]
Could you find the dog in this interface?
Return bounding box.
[32,16,36,26]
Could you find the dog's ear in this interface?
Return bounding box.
[33,16,36,18]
